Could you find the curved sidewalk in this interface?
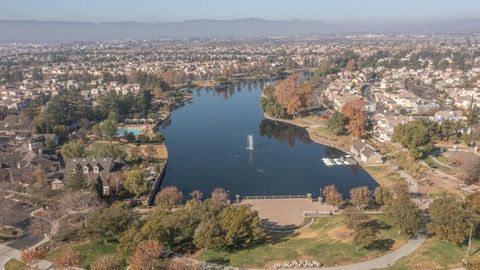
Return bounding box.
[319,236,426,270]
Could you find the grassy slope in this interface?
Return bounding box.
[200,215,408,268]
[46,240,118,268]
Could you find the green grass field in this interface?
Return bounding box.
[4,259,26,270]
[384,237,480,269]
[46,240,118,268]
[424,157,453,174]
[200,215,409,268]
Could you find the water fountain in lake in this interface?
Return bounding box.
[246,134,254,151]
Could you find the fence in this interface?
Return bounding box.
[241,194,309,200]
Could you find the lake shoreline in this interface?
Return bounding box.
[263,112,389,189]
[263,112,349,152]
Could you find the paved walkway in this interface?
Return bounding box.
[0,245,53,270]
[241,198,332,229]
[320,236,426,270]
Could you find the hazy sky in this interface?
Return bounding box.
[1,0,479,23]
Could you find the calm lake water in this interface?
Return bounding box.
[158,81,378,199]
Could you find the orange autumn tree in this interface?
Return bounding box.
[342,97,366,138]
[275,74,314,115]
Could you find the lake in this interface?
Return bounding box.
[158,80,378,199]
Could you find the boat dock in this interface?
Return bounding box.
[322,156,357,166]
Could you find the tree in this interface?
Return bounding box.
[0,195,13,228]
[428,196,470,244]
[193,217,225,249]
[323,185,344,211]
[65,164,87,191]
[211,188,228,203]
[127,240,166,270]
[392,120,433,159]
[341,98,366,138]
[87,202,137,244]
[374,186,392,208]
[190,190,203,201]
[385,194,422,236]
[32,165,46,186]
[466,99,480,128]
[260,85,288,119]
[327,111,347,135]
[392,181,410,196]
[459,155,480,184]
[124,169,148,197]
[91,255,122,270]
[467,255,480,270]
[93,118,118,141]
[21,248,46,269]
[219,205,265,248]
[350,186,371,209]
[343,207,369,232]
[53,248,81,269]
[61,140,86,158]
[274,74,314,115]
[58,191,102,227]
[353,221,378,252]
[155,186,183,211]
[466,192,480,257]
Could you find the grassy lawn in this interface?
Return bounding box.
[86,141,167,161]
[46,240,118,268]
[199,215,409,268]
[309,126,353,151]
[365,165,403,189]
[385,237,480,270]
[86,141,128,158]
[435,156,451,166]
[424,157,453,174]
[4,259,26,270]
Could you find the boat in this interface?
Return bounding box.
[322,158,334,166]
[333,158,344,165]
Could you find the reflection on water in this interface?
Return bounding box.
[259,119,311,146]
[158,81,378,198]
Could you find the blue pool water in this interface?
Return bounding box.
[117,127,142,136]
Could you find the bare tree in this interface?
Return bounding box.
[58,191,102,227]
[0,194,13,228]
[190,190,203,201]
[211,187,228,203]
[155,186,183,211]
[31,210,57,245]
[323,185,344,211]
[459,155,480,184]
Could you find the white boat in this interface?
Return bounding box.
[334,158,344,165]
[322,158,334,166]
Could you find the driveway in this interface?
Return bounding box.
[4,202,45,249]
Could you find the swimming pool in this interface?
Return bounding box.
[117,127,142,136]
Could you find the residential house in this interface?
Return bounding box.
[350,139,384,164]
[64,157,128,196]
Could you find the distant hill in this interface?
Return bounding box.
[0,18,479,43]
[0,18,336,43]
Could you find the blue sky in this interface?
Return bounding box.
[1,0,479,23]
